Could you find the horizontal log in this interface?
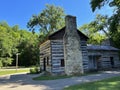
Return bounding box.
[52,45,63,48]
[40,48,51,53]
[52,50,63,52]
[52,57,64,59]
[40,40,50,47]
[40,44,51,50]
[51,40,63,42]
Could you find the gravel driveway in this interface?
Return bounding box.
[0,70,120,90]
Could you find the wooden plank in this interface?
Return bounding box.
[40,40,50,47]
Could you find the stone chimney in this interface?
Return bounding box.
[65,15,77,36]
[63,15,83,75]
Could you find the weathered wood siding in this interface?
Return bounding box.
[80,40,89,71]
[50,39,89,74]
[40,40,51,72]
[101,51,120,69]
[51,40,64,74]
[88,50,120,70]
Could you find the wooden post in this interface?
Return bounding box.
[16,53,18,71]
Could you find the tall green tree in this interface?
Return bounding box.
[0,22,18,67]
[27,4,65,35]
[90,0,120,48]
[79,14,107,45]
[90,0,120,34]
[0,21,39,67]
[18,30,39,66]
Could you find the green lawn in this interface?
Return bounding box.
[33,71,99,81]
[0,68,30,76]
[33,75,72,80]
[64,76,120,90]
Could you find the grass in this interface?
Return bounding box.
[33,71,100,80]
[64,76,120,90]
[0,68,30,76]
[33,75,72,80]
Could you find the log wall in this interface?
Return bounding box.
[40,40,51,72]
[51,40,65,74]
[88,50,120,70]
[50,40,89,74]
[80,40,89,71]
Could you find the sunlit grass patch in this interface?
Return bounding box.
[64,76,120,90]
[0,68,29,76]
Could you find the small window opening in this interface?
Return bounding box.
[61,59,64,67]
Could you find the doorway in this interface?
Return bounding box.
[110,57,114,68]
[89,55,101,70]
[43,58,46,71]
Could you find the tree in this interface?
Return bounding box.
[79,14,107,44]
[0,21,39,67]
[90,0,120,34]
[0,22,16,67]
[27,4,65,35]
[90,0,120,48]
[18,30,39,66]
[90,0,120,12]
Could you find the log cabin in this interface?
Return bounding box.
[39,15,120,75]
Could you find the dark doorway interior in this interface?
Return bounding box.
[43,58,46,71]
[110,57,114,68]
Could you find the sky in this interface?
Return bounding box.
[0,0,113,30]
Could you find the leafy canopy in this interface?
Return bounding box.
[27,4,65,35]
[79,14,107,45]
[90,0,120,34]
[0,21,39,67]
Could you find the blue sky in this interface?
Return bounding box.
[0,0,113,30]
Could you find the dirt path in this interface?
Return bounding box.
[0,71,120,90]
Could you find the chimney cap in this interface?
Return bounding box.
[65,15,76,18]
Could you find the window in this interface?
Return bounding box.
[61,59,64,67]
[47,57,49,66]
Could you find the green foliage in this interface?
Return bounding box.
[90,0,120,12]
[17,30,39,66]
[90,0,120,56]
[90,0,120,37]
[0,60,3,67]
[2,57,13,67]
[0,21,39,67]
[90,0,108,12]
[79,14,107,45]
[111,27,120,49]
[30,67,40,74]
[27,4,65,35]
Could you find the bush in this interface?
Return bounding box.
[30,67,40,74]
[0,57,13,67]
[0,60,3,68]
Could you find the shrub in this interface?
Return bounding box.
[0,60,3,68]
[30,67,40,74]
